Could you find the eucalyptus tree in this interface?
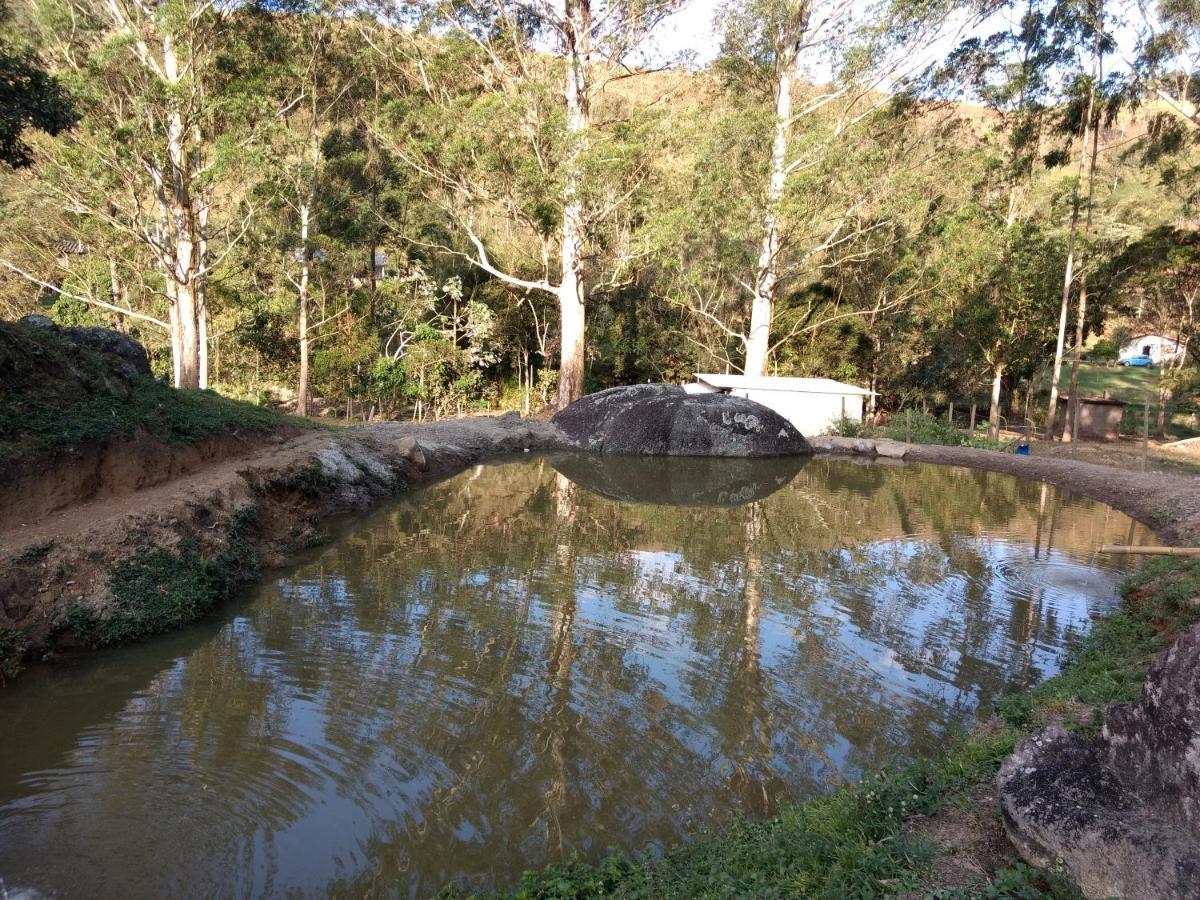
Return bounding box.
[246,1,361,416]
[1059,0,1109,442]
[674,0,964,378]
[930,0,1088,435]
[3,0,275,389]
[368,0,684,407]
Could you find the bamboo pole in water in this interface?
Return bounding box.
[1100,545,1200,557]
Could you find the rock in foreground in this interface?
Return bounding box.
[998,624,1200,899]
[551,385,812,457]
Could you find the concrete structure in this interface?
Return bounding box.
[685,374,873,437]
[1120,334,1183,365]
[1057,395,1127,441]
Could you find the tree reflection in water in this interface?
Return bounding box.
[0,455,1152,898]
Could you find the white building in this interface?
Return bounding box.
[685,374,874,436]
[1120,334,1183,365]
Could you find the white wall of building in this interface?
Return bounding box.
[1121,335,1182,364]
[688,375,870,437]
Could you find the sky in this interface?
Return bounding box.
[640,0,1148,88]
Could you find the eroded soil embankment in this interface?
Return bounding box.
[0,415,567,680]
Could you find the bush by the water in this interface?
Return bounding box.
[826,412,1001,449]
[66,506,261,648]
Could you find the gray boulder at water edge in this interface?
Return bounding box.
[997,622,1200,899]
[551,384,812,457]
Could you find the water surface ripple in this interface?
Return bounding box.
[0,455,1150,897]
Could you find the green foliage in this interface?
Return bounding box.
[828,412,1001,449]
[0,4,76,167]
[826,416,871,438]
[0,622,29,683]
[0,321,303,465]
[8,540,53,565]
[930,863,1083,899]
[880,413,971,447]
[1083,339,1118,362]
[67,506,261,648]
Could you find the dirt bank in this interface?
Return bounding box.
[0,414,567,680]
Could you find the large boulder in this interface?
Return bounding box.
[15,315,152,378]
[60,326,152,377]
[551,385,812,457]
[998,623,1200,898]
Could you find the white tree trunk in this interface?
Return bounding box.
[745,52,794,378]
[554,0,590,409]
[989,360,1004,442]
[297,200,312,418]
[161,34,204,389]
[1063,2,1103,443]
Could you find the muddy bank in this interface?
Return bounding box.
[813,435,1200,546]
[0,414,567,680]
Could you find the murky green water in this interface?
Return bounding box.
[0,455,1151,898]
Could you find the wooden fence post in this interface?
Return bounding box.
[948,400,955,425]
[969,403,977,432]
[1143,401,1150,471]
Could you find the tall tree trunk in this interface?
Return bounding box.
[745,48,795,378]
[989,359,1004,442]
[297,200,313,418]
[1046,133,1091,438]
[175,280,202,390]
[554,0,590,410]
[162,36,204,389]
[1063,0,1103,443]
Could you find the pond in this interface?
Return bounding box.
[0,455,1153,898]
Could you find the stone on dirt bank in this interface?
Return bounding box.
[17,315,152,378]
[998,623,1200,899]
[551,384,811,457]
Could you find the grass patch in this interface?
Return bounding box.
[454,558,1200,899]
[0,320,307,465]
[8,540,54,566]
[66,506,261,648]
[1051,363,1160,403]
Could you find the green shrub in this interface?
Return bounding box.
[0,623,28,683]
[1084,339,1119,363]
[68,506,261,648]
[881,412,968,447]
[825,415,870,438]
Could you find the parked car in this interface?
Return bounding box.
[1118,354,1154,367]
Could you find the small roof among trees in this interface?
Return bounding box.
[695,374,874,395]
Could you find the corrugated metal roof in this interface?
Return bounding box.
[695,374,875,396]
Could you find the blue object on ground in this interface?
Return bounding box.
[1118,354,1153,367]
[1016,442,1030,456]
